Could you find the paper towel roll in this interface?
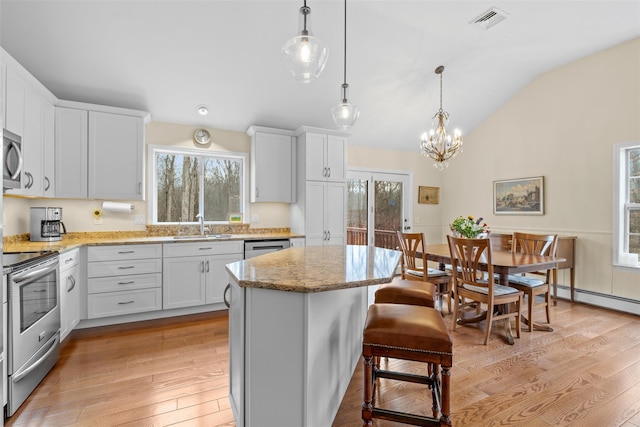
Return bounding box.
[102,201,134,213]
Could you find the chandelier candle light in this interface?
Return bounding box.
[420,65,463,170]
[282,0,329,83]
[331,0,359,129]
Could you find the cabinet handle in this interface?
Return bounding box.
[64,258,73,264]
[327,167,331,177]
[223,284,231,308]
[118,266,135,270]
[118,250,135,254]
[199,247,212,250]
[256,187,259,198]
[201,261,205,273]
[118,301,135,305]
[67,275,76,292]
[118,281,135,285]
[206,260,210,272]
[327,230,331,241]
[44,176,50,191]
[138,182,142,195]
[25,172,33,189]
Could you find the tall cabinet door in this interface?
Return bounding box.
[88,111,144,200]
[326,135,346,182]
[20,88,44,196]
[305,181,327,246]
[325,182,346,245]
[55,107,88,198]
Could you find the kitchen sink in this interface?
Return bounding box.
[172,234,233,240]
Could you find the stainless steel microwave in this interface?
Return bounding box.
[2,129,23,190]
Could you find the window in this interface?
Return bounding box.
[149,145,247,224]
[613,141,640,268]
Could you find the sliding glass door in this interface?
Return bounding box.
[346,170,412,249]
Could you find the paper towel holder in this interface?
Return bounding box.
[101,201,135,213]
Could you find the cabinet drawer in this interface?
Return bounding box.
[163,241,244,258]
[87,244,162,262]
[59,249,80,271]
[87,288,162,319]
[88,258,162,278]
[88,273,162,294]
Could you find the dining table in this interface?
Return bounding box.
[423,243,566,345]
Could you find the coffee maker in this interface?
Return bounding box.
[30,207,67,242]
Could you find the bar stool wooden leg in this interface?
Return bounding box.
[441,366,452,426]
[363,353,373,426]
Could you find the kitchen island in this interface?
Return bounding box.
[225,245,401,427]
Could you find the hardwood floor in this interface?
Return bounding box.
[5,300,640,426]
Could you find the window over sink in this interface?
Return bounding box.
[149,145,248,224]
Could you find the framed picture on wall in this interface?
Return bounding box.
[418,186,440,204]
[493,176,544,215]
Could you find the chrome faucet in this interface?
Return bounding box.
[196,213,205,236]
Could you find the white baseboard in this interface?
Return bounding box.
[556,285,640,316]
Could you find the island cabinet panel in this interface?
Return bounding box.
[163,241,244,310]
[86,244,163,319]
[229,279,368,427]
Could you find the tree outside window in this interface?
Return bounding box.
[154,148,244,224]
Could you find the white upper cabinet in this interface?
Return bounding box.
[55,107,88,198]
[55,102,148,200]
[296,127,347,182]
[247,126,296,203]
[2,51,56,198]
[88,111,144,200]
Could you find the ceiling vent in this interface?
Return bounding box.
[470,7,509,30]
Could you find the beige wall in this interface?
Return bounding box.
[441,37,640,300]
[2,122,290,235]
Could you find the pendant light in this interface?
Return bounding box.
[282,0,329,83]
[331,0,359,130]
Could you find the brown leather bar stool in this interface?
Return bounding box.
[374,277,437,308]
[362,303,453,426]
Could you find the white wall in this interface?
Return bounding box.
[441,37,640,301]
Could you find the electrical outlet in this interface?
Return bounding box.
[134,215,145,225]
[251,215,259,223]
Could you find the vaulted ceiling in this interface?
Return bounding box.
[1,1,639,151]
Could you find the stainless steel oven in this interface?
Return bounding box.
[4,252,60,417]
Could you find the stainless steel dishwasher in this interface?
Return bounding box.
[244,239,290,259]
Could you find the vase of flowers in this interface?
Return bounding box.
[450,215,490,239]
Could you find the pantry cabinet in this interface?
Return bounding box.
[55,101,148,200]
[247,126,296,203]
[162,241,244,310]
[291,127,349,247]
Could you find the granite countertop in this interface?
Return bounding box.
[226,245,401,293]
[3,232,303,255]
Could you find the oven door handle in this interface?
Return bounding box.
[12,261,58,284]
[12,334,59,383]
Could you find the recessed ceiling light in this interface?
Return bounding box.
[196,105,209,116]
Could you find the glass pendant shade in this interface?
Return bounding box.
[331,100,360,130]
[282,4,329,83]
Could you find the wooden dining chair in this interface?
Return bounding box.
[508,232,558,331]
[447,235,523,345]
[396,231,452,313]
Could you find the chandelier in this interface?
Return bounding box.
[330,0,359,130]
[282,0,329,83]
[420,65,463,170]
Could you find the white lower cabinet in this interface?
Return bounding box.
[86,244,162,319]
[59,249,80,341]
[163,241,243,310]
